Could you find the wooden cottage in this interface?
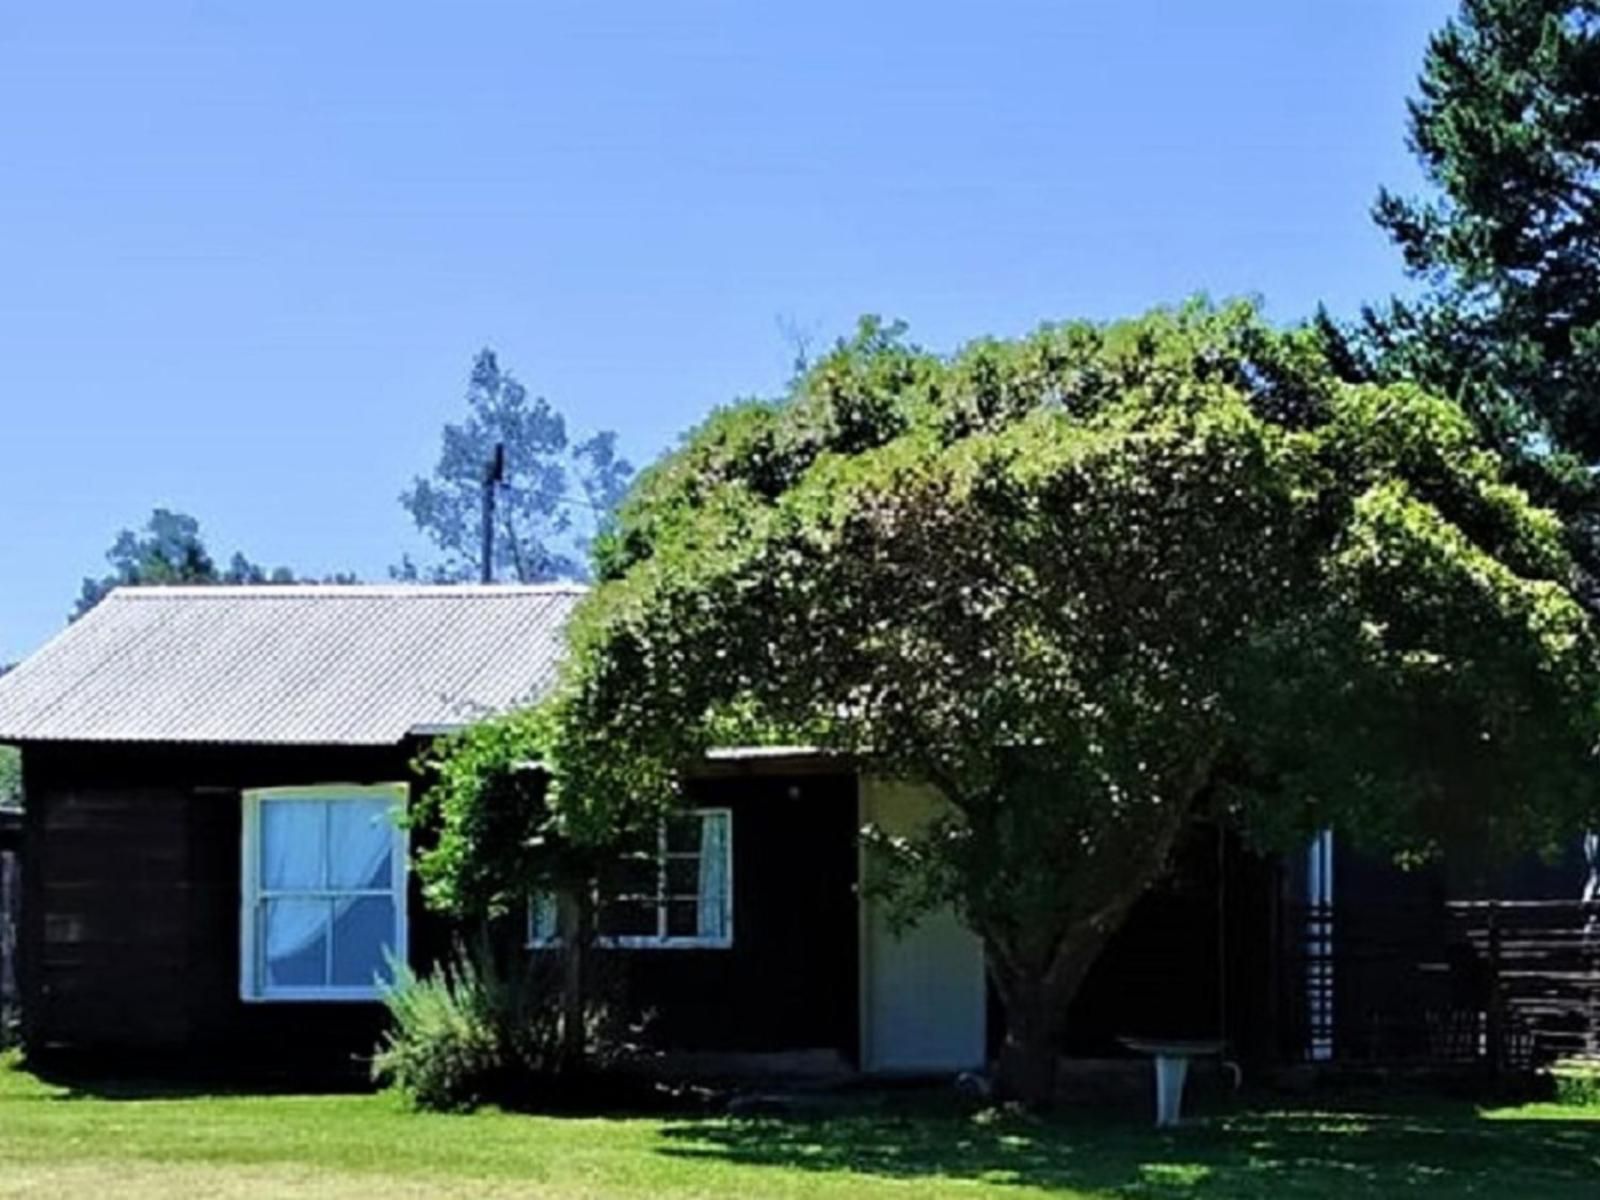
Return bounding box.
[0,585,576,1074]
[14,582,1567,1085]
[0,585,1010,1079]
[0,583,1300,1083]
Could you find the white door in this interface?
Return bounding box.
[859,779,987,1074]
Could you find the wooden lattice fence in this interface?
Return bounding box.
[1451,900,1600,1067]
[1285,898,1600,1069]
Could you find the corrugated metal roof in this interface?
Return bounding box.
[0,584,584,746]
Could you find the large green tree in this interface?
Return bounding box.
[1356,1,1600,487]
[0,665,15,809]
[427,304,1600,1104]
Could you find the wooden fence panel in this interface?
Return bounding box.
[1449,900,1600,1066]
[1283,899,1600,1068]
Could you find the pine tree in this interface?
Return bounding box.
[1360,2,1600,485]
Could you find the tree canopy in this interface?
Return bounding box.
[420,302,1600,1102]
[72,508,314,619]
[0,745,17,809]
[399,349,634,583]
[1355,1,1600,484]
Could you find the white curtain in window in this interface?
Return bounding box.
[261,800,328,981]
[697,811,730,940]
[264,898,327,987]
[530,893,558,943]
[327,797,397,989]
[262,800,323,889]
[328,798,393,889]
[258,796,399,991]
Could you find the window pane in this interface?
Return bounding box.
[328,798,394,890]
[610,856,658,899]
[665,815,702,853]
[666,899,699,939]
[665,857,700,896]
[529,893,558,944]
[264,898,328,988]
[261,800,324,890]
[599,899,657,939]
[331,896,396,988]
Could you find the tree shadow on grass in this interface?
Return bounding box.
[657,1097,1600,1197]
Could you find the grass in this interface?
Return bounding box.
[1,1056,1598,1198]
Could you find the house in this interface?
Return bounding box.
[14,581,1585,1084]
[0,583,1294,1082]
[0,585,1005,1078]
[0,585,575,1076]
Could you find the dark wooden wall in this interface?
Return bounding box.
[611,771,860,1060]
[19,739,446,1081]
[1,808,19,1025]
[20,744,859,1079]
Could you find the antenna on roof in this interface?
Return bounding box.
[481,442,505,584]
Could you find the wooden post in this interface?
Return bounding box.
[557,887,589,1076]
[480,442,505,584]
[1587,901,1599,1062]
[1485,901,1503,1079]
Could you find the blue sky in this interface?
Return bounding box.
[0,1,1454,663]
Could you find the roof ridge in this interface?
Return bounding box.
[105,583,589,600]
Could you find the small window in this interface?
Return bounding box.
[240,785,408,1001]
[528,808,732,950]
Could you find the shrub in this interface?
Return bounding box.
[372,940,626,1112]
[1552,1065,1600,1108]
[372,950,514,1111]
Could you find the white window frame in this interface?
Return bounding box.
[527,807,733,951]
[240,783,409,1003]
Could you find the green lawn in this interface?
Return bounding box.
[0,1057,1597,1198]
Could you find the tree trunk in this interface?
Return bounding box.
[990,935,1112,1107]
[556,887,592,1076]
[988,879,1169,1106]
[981,763,1214,1107]
[994,981,1061,1106]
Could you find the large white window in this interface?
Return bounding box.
[529,808,732,949]
[241,784,408,1001]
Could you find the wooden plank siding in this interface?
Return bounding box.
[1448,900,1600,1066]
[18,743,860,1079]
[1,808,19,1029]
[19,740,446,1080]
[618,771,860,1060]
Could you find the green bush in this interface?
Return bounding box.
[372,951,511,1111]
[1552,1066,1600,1108]
[372,941,625,1112]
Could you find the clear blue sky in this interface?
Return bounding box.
[0,1,1454,664]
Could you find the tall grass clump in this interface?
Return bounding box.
[373,940,627,1112]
